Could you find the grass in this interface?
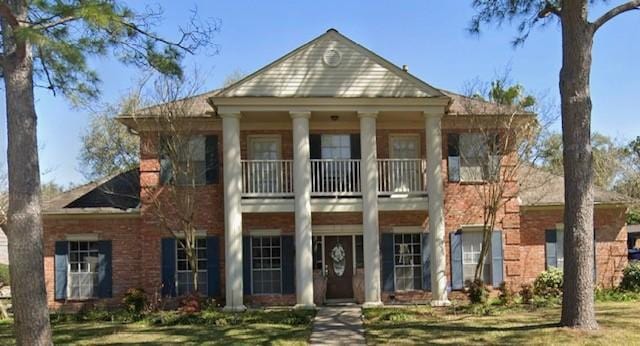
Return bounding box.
[0,309,314,345]
[364,301,640,345]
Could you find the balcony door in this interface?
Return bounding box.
[389,135,421,193]
[248,136,281,194]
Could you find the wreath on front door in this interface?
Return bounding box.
[331,242,346,277]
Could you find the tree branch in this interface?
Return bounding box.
[537,1,561,19]
[0,4,19,29]
[32,16,79,31]
[592,0,640,32]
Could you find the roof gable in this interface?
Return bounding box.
[216,29,444,98]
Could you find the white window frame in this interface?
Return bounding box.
[321,134,351,159]
[174,135,207,186]
[247,135,282,160]
[393,233,422,291]
[389,134,420,159]
[175,237,208,296]
[461,230,492,284]
[67,240,99,300]
[456,132,500,183]
[250,235,283,295]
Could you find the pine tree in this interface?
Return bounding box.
[0,1,217,344]
[470,0,640,330]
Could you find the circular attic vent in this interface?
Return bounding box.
[323,48,342,67]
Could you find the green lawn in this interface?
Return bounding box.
[0,310,313,345]
[364,301,640,345]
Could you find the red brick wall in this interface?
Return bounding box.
[520,206,628,287]
[43,128,626,308]
[43,216,142,310]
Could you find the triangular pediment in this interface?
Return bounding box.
[216,29,444,98]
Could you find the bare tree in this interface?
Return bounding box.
[455,78,555,283]
[470,0,640,329]
[129,74,211,295]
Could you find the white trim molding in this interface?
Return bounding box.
[65,233,100,241]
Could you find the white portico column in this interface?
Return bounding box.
[359,111,383,307]
[425,112,450,306]
[291,111,315,309]
[221,112,246,312]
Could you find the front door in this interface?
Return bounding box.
[324,236,353,299]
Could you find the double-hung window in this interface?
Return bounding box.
[448,133,500,182]
[68,241,99,299]
[175,136,207,186]
[393,233,422,291]
[251,236,282,294]
[176,238,208,296]
[461,231,491,283]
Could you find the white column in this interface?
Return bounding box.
[359,111,383,307]
[425,112,450,306]
[221,112,246,312]
[291,111,315,309]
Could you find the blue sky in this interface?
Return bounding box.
[0,1,638,186]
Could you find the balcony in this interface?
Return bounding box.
[241,159,426,198]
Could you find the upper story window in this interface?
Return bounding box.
[160,135,219,186]
[447,133,500,182]
[321,134,351,159]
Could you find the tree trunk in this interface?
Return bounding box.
[2,1,53,344]
[559,1,598,330]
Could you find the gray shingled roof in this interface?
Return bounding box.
[43,169,140,214]
[519,165,632,207]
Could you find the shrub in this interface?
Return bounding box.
[497,282,516,306]
[620,261,640,292]
[122,288,147,316]
[533,268,563,298]
[178,293,204,314]
[520,283,534,305]
[595,288,640,302]
[466,279,489,304]
[0,264,9,286]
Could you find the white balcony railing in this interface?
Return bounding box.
[311,159,361,196]
[377,159,427,195]
[241,158,427,198]
[241,160,293,197]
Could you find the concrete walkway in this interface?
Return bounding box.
[309,305,366,345]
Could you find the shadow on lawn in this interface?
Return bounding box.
[367,320,561,345]
[0,321,310,345]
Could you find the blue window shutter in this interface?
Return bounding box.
[491,231,504,286]
[206,236,220,297]
[309,134,322,159]
[161,238,176,297]
[350,134,361,159]
[545,229,557,269]
[450,231,463,290]
[97,241,113,298]
[54,241,69,300]
[205,135,219,185]
[281,236,295,294]
[421,233,431,291]
[159,136,173,185]
[381,233,395,292]
[243,236,251,295]
[593,230,597,283]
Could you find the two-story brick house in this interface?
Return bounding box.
[42,29,629,310]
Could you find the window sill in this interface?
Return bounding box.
[61,297,100,302]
